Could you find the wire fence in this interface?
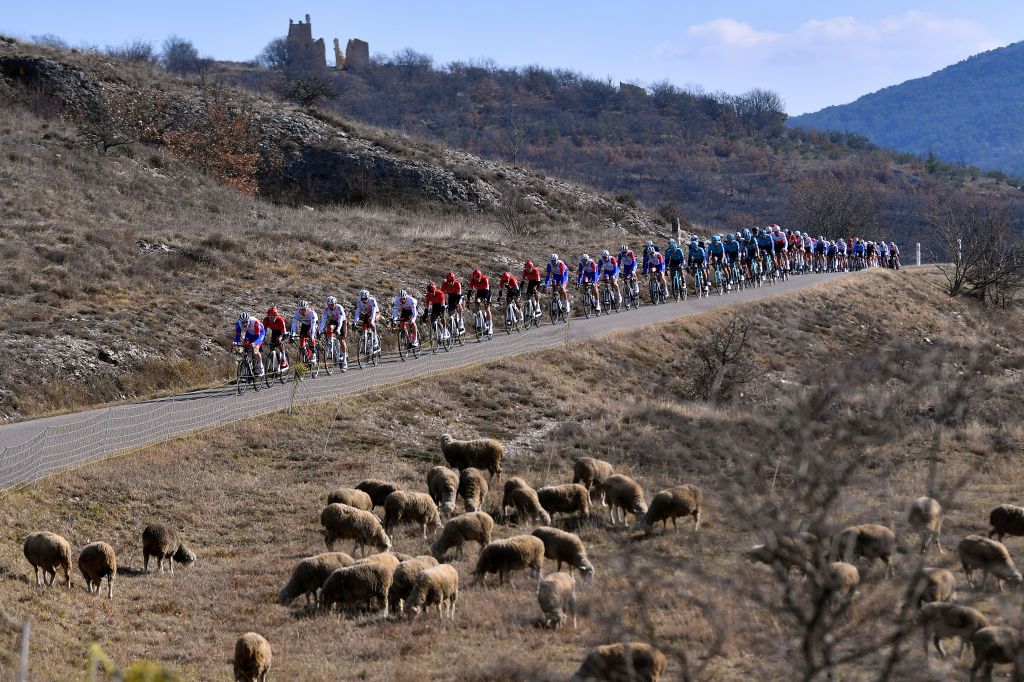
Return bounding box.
[0,311,573,494]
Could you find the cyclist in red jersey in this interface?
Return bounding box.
[262,306,289,369]
[441,272,464,333]
[467,268,493,334]
[496,271,523,325]
[422,282,447,335]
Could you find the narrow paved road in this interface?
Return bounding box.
[0,272,845,490]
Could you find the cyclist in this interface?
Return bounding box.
[318,296,348,370]
[771,226,787,273]
[825,239,838,272]
[687,238,708,293]
[262,306,288,370]
[665,239,685,294]
[865,239,876,267]
[290,300,319,363]
[441,272,465,334]
[392,289,419,348]
[813,235,827,272]
[422,282,447,338]
[754,227,774,276]
[723,233,741,286]
[545,253,570,311]
[642,241,668,296]
[496,271,523,324]
[836,236,848,271]
[467,268,493,334]
[354,289,381,351]
[596,249,621,306]
[521,260,543,314]
[852,238,865,269]
[707,235,726,288]
[233,311,266,376]
[889,241,900,269]
[802,232,813,272]
[740,229,759,281]
[878,240,889,268]
[577,254,601,312]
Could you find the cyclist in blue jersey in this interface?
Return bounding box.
[707,235,726,289]
[754,227,774,274]
[687,238,708,293]
[740,229,760,281]
[596,249,621,305]
[642,241,668,295]
[577,254,601,311]
[723,233,741,286]
[665,239,685,294]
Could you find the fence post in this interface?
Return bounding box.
[17,616,30,682]
[916,243,921,267]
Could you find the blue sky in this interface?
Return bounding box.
[3,1,1022,114]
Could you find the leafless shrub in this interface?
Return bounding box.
[686,318,763,403]
[105,40,158,66]
[274,75,339,107]
[788,172,882,238]
[74,86,168,154]
[494,186,532,237]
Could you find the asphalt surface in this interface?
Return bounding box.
[0,271,846,453]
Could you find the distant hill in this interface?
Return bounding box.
[790,41,1024,176]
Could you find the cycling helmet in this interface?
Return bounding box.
[581,253,590,262]
[690,238,698,246]
[524,260,533,269]
[742,229,750,239]
[237,311,250,323]
[619,244,628,253]
[601,249,610,258]
[771,223,779,229]
[753,227,760,235]
[712,235,720,243]
[819,235,825,241]
[698,241,706,249]
[472,268,481,276]
[399,289,408,298]
[727,233,735,241]
[359,289,369,300]
[502,271,511,280]
[297,300,309,309]
[645,240,654,250]
[549,254,558,262]
[266,307,278,317]
[426,282,436,293]
[326,295,337,305]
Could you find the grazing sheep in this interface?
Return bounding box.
[355,552,401,574]
[321,503,392,556]
[907,496,944,554]
[473,535,545,588]
[538,571,577,630]
[911,567,957,607]
[500,477,531,521]
[440,433,504,480]
[919,603,989,660]
[511,487,552,527]
[643,484,703,535]
[602,475,647,526]
[427,466,460,518]
[970,626,1024,682]
[531,527,594,580]
[828,524,896,578]
[389,555,440,612]
[572,457,614,506]
[78,541,117,599]
[278,552,355,606]
[142,523,196,574]
[233,632,272,682]
[355,479,401,510]
[405,564,459,620]
[319,562,394,616]
[537,484,591,523]
[958,535,1023,592]
[23,531,72,588]
[458,467,490,513]
[326,487,373,511]
[988,504,1024,543]
[825,561,860,597]
[431,511,494,561]
[746,531,824,574]
[383,491,442,540]
[571,642,667,682]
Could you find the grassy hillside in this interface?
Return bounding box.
[2,269,1021,680]
[791,41,1024,178]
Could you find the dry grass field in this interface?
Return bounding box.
[2,269,1022,680]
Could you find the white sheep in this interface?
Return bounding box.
[321,503,392,556]
[911,567,956,607]
[907,496,944,554]
[326,487,374,511]
[78,541,117,599]
[531,526,594,580]
[355,552,402,573]
[536,484,591,523]
[988,504,1024,543]
[958,535,1023,592]
[458,467,490,513]
[602,475,647,526]
[427,466,460,518]
[825,561,860,597]
[23,531,72,588]
[278,551,355,606]
[383,491,442,540]
[500,477,531,522]
[319,562,394,616]
[233,632,272,682]
[431,511,494,561]
[389,555,440,612]
[572,457,614,507]
[537,571,577,630]
[142,523,196,574]
[918,602,989,660]
[473,535,545,588]
[571,642,667,682]
[355,479,401,510]
[511,487,552,527]
[970,626,1023,681]
[440,433,503,480]
[405,564,459,620]
[643,484,702,534]
[829,524,896,578]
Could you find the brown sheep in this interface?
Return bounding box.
[970,626,1023,681]
[828,524,896,578]
[536,484,591,523]
[431,511,494,561]
[405,564,459,620]
[473,535,544,588]
[383,491,442,540]
[918,602,989,660]
[572,457,614,506]
[23,531,72,588]
[440,433,503,479]
[458,467,490,513]
[426,466,460,518]
[389,555,440,612]
[907,496,944,554]
[571,642,667,682]
[510,487,552,527]
[355,479,401,510]
[825,561,860,597]
[78,541,117,599]
[602,475,647,526]
[278,552,355,606]
[911,567,956,607]
[958,535,1023,592]
[319,562,394,616]
[531,526,594,580]
[643,484,702,534]
[538,572,577,630]
[326,487,374,511]
[500,477,531,521]
[988,504,1024,543]
[320,503,392,556]
[233,632,272,682]
[142,523,196,574]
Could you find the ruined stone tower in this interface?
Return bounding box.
[345,39,370,71]
[333,38,345,69]
[286,14,326,71]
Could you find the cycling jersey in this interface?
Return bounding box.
[724,239,740,261]
[355,297,379,321]
[597,256,619,279]
[234,317,266,346]
[687,246,707,265]
[853,242,865,256]
[577,259,599,284]
[521,265,542,283]
[468,272,489,291]
[642,249,665,273]
[498,273,520,290]
[826,242,838,256]
[263,313,287,336]
[619,250,637,277]
[545,260,569,287]
[803,235,813,250]
[708,241,725,257]
[742,238,759,257]
[772,235,787,251]
[665,245,685,267]
[889,244,900,256]
[755,233,774,254]
[291,308,318,336]
[441,279,462,296]
[319,303,346,332]
[813,240,827,254]
[836,240,847,255]
[393,294,418,320]
[425,289,445,306]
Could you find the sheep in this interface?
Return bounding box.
[571,642,667,682]
[573,457,615,506]
[383,491,442,540]
[500,477,531,521]
[458,467,490,513]
[988,504,1024,543]
[906,496,943,554]
[278,552,355,606]
[643,484,703,535]
[958,535,1023,592]
[510,487,552,527]
[389,555,440,612]
[355,479,401,510]
[440,433,503,480]
[828,524,896,578]
[321,503,391,556]
[918,603,989,660]
[405,564,459,620]
[326,487,373,511]
[602,475,647,526]
[23,531,72,588]
[746,531,825,575]
[825,561,860,597]
[910,567,957,607]
[319,562,394,616]
[234,632,272,682]
[538,571,577,630]
[531,526,594,580]
[431,511,494,561]
[427,466,459,518]
[970,626,1024,682]
[78,541,117,599]
[356,552,401,573]
[142,523,196,574]
[473,535,545,588]
[537,484,591,524]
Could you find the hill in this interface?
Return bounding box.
[790,41,1024,177]
[2,269,1022,679]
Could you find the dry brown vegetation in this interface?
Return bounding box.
[1,269,1022,679]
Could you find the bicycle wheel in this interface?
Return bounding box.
[411,329,421,358]
[236,357,249,395]
[320,341,333,376]
[430,322,441,354]
[308,348,319,379]
[398,329,408,361]
[262,354,272,387]
[370,333,380,366]
[549,299,558,325]
[474,312,483,341]
[442,320,453,351]
[505,305,513,334]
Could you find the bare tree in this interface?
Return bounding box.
[686,318,763,403]
[75,87,168,154]
[161,35,200,76]
[788,172,882,237]
[258,37,290,71]
[104,40,158,65]
[274,75,338,107]
[494,187,533,236]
